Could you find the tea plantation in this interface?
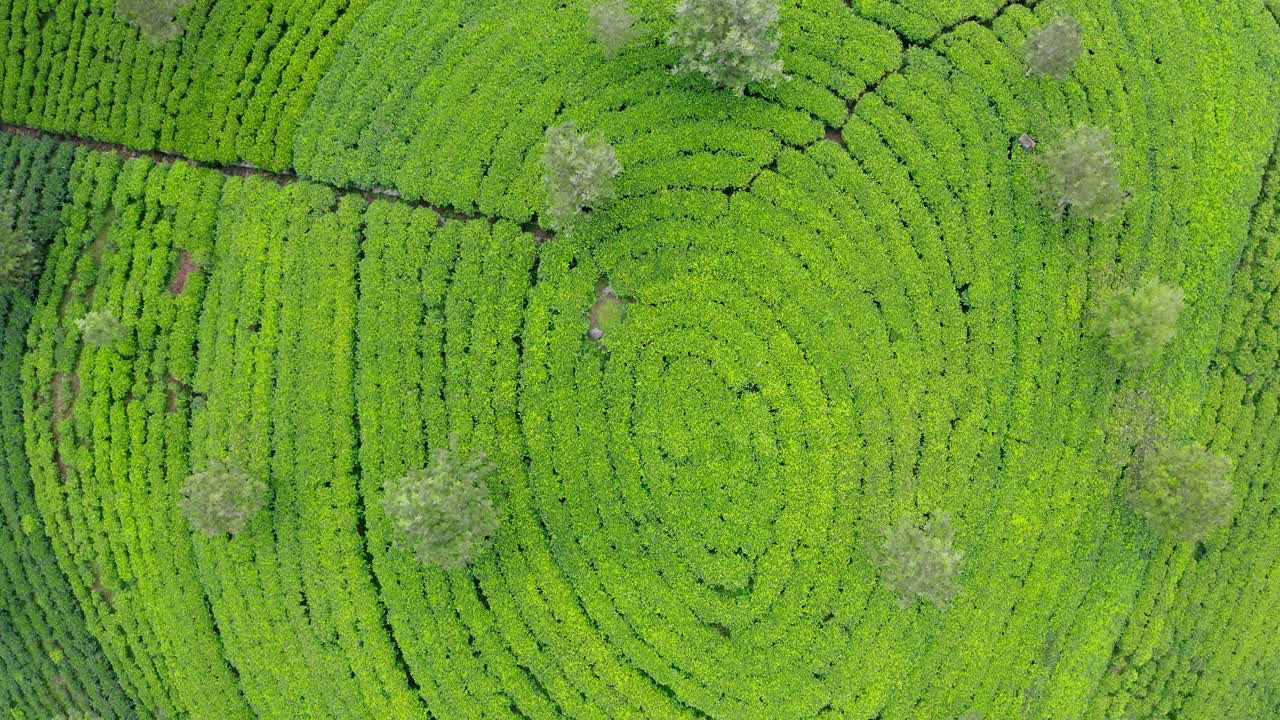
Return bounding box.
[1,0,1280,718]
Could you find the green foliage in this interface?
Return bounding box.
[382,440,499,570]
[114,0,193,44]
[1093,278,1185,367]
[1024,15,1083,80]
[666,0,785,94]
[1131,445,1235,543]
[1041,125,1125,220]
[542,122,621,232]
[874,513,964,609]
[8,0,1280,714]
[0,196,37,293]
[588,0,641,58]
[179,460,268,536]
[589,283,627,341]
[74,310,124,348]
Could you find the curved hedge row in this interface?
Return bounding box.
[0,134,132,719]
[2,0,1280,718]
[0,0,371,170]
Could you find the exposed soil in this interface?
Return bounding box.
[168,248,199,294]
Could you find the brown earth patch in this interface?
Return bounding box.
[168,248,199,294]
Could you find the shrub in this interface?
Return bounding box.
[382,440,499,570]
[1024,15,1083,80]
[179,460,268,537]
[115,0,193,44]
[76,310,125,348]
[0,196,37,293]
[1093,278,1185,368]
[589,0,641,59]
[874,513,964,609]
[1041,126,1125,220]
[542,122,621,232]
[1131,444,1235,543]
[666,0,784,94]
[589,283,627,341]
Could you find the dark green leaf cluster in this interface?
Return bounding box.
[382,442,499,570]
[179,461,268,537]
[1041,125,1125,220]
[75,310,125,348]
[666,0,784,94]
[589,0,641,59]
[1024,15,1083,80]
[875,513,964,609]
[114,0,193,45]
[1093,278,1184,368]
[542,122,621,232]
[1132,444,1235,543]
[0,196,37,293]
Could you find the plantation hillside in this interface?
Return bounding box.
[2,0,1280,718]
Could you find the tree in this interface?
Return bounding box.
[1093,278,1184,368]
[1131,444,1235,543]
[115,0,193,44]
[179,460,268,537]
[874,513,964,609]
[76,310,125,348]
[589,0,641,59]
[1024,15,1083,80]
[0,195,37,293]
[382,440,499,570]
[666,0,784,94]
[1041,125,1125,220]
[542,122,621,232]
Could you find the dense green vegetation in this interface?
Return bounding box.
[1,0,1280,718]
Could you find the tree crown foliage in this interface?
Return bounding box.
[76,310,125,348]
[0,194,37,293]
[382,440,500,570]
[1025,15,1084,80]
[1132,444,1235,543]
[589,0,641,59]
[874,513,964,609]
[1041,125,1125,220]
[542,122,621,232]
[115,0,193,44]
[179,460,268,537]
[666,0,784,94]
[1093,278,1185,368]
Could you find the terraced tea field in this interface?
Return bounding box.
[1,0,1279,718]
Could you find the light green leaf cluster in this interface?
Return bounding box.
[1132,444,1235,543]
[542,122,621,232]
[666,0,785,94]
[180,460,269,537]
[875,513,964,609]
[382,441,499,570]
[1094,278,1185,368]
[589,0,641,58]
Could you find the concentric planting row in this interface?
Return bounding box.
[0,134,133,719]
[4,0,1280,718]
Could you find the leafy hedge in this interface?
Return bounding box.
[1,0,1280,718]
[0,134,132,720]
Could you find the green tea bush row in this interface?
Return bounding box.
[21,149,254,718]
[0,0,373,171]
[0,134,132,719]
[4,0,1280,717]
[295,0,904,216]
[189,177,425,718]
